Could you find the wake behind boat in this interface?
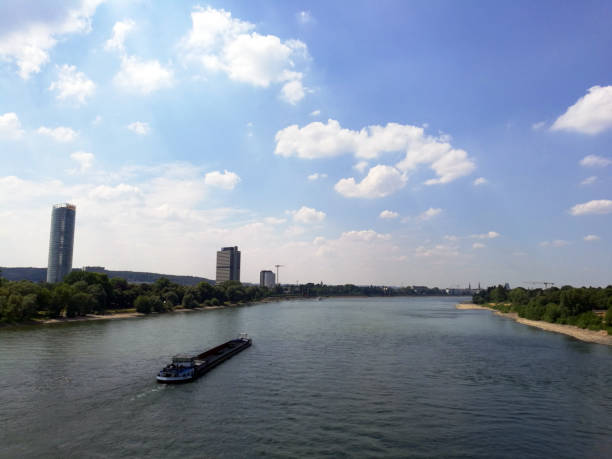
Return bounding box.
[156,333,252,384]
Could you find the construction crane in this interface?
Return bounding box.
[524,281,556,289]
[274,264,284,285]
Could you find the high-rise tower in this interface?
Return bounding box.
[216,246,241,283]
[47,203,76,283]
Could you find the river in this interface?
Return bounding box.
[1,297,610,458]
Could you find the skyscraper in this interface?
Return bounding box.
[216,246,241,283]
[259,270,275,288]
[47,203,76,283]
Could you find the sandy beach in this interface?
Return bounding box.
[457,303,612,346]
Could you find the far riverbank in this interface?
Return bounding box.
[457,303,612,346]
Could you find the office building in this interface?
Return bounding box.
[216,246,241,283]
[47,203,76,283]
[260,270,275,288]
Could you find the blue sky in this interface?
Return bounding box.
[1,0,611,286]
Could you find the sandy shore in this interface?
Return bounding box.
[456,303,612,346]
[40,311,145,324]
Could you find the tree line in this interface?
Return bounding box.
[0,270,270,323]
[472,285,612,333]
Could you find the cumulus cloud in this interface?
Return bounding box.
[569,199,612,216]
[340,230,391,242]
[127,121,150,135]
[37,126,77,142]
[114,56,173,94]
[334,165,406,198]
[180,6,309,104]
[104,19,135,52]
[540,240,569,247]
[584,234,600,242]
[579,154,612,167]
[581,176,598,185]
[275,119,475,185]
[0,1,103,79]
[379,210,399,219]
[473,177,488,186]
[551,85,612,134]
[310,109,321,117]
[307,172,327,181]
[89,183,142,200]
[415,244,459,258]
[472,242,486,249]
[204,170,241,190]
[418,208,443,221]
[49,64,95,104]
[471,231,500,239]
[353,161,369,174]
[289,206,326,224]
[70,151,94,174]
[0,112,25,139]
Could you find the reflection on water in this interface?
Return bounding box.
[1,297,611,458]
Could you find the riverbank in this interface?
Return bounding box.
[457,303,612,346]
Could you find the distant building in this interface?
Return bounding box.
[83,266,105,273]
[216,246,241,283]
[47,203,76,283]
[260,270,275,288]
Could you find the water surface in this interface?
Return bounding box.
[1,297,610,458]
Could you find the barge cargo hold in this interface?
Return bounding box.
[156,333,252,384]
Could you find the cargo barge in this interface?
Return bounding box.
[156,333,252,384]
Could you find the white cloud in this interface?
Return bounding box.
[114,55,173,94]
[353,161,369,174]
[280,79,306,105]
[180,6,309,104]
[37,126,77,142]
[203,170,241,190]
[540,240,569,248]
[584,234,600,242]
[0,112,25,139]
[415,244,459,258]
[581,176,598,186]
[569,199,612,216]
[444,235,458,241]
[70,151,94,174]
[264,217,287,225]
[532,121,546,131]
[275,119,475,185]
[307,172,327,181]
[340,230,391,242]
[289,206,326,224]
[127,121,150,135]
[472,242,486,249]
[335,165,407,198]
[296,11,314,24]
[0,1,103,79]
[471,231,500,239]
[473,177,488,186]
[418,208,443,221]
[551,85,612,134]
[89,184,142,200]
[105,19,135,52]
[379,210,399,219]
[579,154,612,167]
[49,64,95,105]
[310,109,321,117]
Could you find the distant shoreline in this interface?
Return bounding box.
[457,303,612,346]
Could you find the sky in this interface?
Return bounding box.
[1,0,611,287]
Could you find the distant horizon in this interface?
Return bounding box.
[1,1,611,287]
[2,265,610,290]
